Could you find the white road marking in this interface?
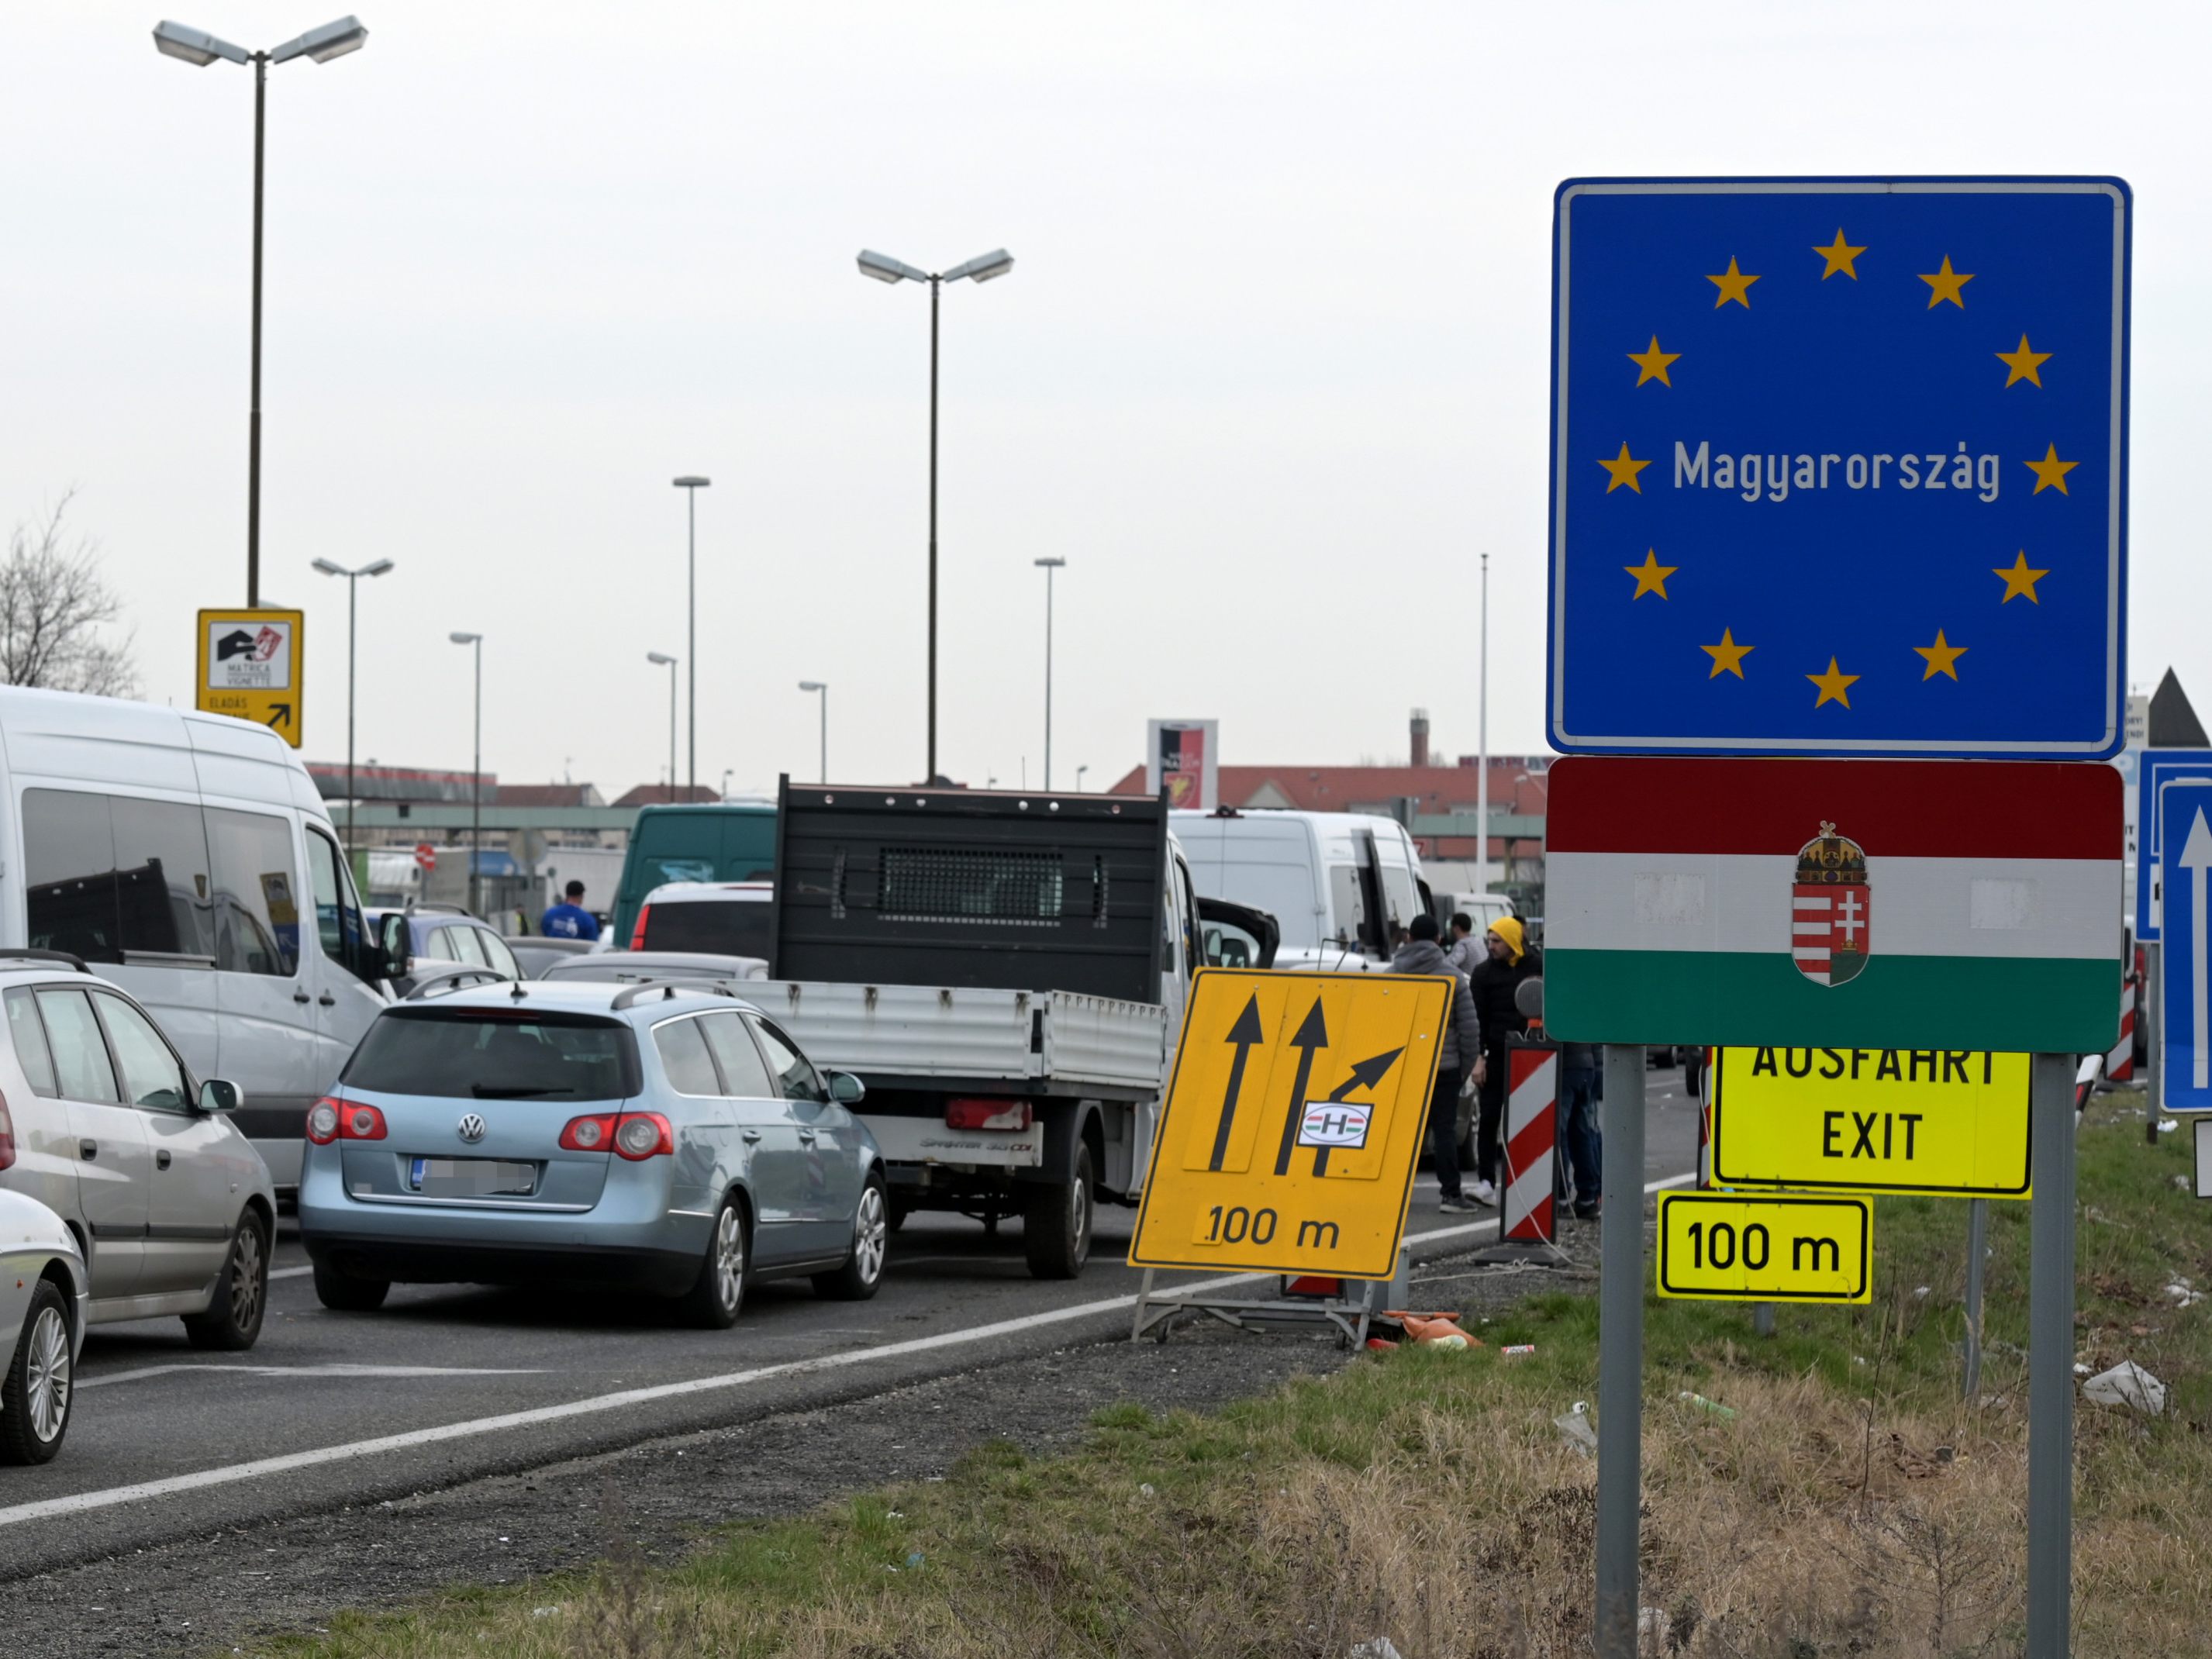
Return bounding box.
[269,1266,314,1281]
[78,1364,547,1392]
[6,1167,1693,1530]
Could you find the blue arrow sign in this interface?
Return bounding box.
[1548,177,2130,759]
[2159,778,2212,1112]
[2135,749,2212,940]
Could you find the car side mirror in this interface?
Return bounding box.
[379,914,412,981]
[827,1071,865,1105]
[198,1078,243,1115]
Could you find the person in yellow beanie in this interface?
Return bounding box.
[1467,914,1541,1205]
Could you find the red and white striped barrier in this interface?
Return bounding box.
[1503,1043,1558,1243]
[2107,965,2137,1085]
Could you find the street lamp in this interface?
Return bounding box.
[1033,557,1066,789]
[154,16,370,607]
[647,653,678,799]
[798,681,828,784]
[310,557,393,854]
[1075,764,1089,792]
[854,244,1014,783]
[671,476,709,795]
[449,632,483,915]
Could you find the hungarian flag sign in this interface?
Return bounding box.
[1544,757,2121,1053]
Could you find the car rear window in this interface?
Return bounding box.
[343,1009,640,1100]
[641,898,773,958]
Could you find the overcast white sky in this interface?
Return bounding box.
[3,2,2205,796]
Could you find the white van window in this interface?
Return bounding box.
[36,988,120,1103]
[1328,865,1366,943]
[23,790,219,964]
[5,988,57,1096]
[95,993,190,1112]
[1381,863,1417,932]
[304,828,368,971]
[205,809,301,977]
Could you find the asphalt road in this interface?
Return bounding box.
[0,1067,1701,1592]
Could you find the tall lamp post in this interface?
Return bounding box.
[670,476,709,795]
[1033,557,1066,789]
[449,632,483,915]
[798,681,828,784]
[154,16,370,607]
[1075,764,1089,792]
[646,653,678,795]
[310,557,393,854]
[855,246,1014,783]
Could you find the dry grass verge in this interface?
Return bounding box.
[264,1095,2212,1658]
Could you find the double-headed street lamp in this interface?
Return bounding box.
[310,557,393,853]
[798,681,828,784]
[671,476,709,795]
[855,246,1013,784]
[449,632,483,915]
[154,16,370,607]
[1034,557,1066,790]
[647,653,678,795]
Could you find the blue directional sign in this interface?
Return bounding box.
[2159,777,2212,1112]
[1549,177,2131,759]
[2135,749,2212,940]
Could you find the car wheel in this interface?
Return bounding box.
[0,1279,73,1465]
[312,1259,391,1312]
[184,1209,270,1350]
[676,1195,748,1329]
[815,1174,889,1301]
[1023,1143,1094,1281]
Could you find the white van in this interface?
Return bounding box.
[0,688,394,1190]
[1172,808,1429,972]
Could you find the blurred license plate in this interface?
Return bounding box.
[408,1157,537,1197]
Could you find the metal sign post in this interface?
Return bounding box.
[2027,1053,2076,1658]
[1594,1043,1644,1656]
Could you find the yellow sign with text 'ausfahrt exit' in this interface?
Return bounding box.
[1657,1192,1872,1304]
[1710,1045,2031,1199]
[1129,969,1450,1279]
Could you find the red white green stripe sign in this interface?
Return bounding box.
[1544,757,2123,1053]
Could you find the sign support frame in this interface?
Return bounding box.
[1594,1043,1645,1656]
[2026,1051,2075,1659]
[1128,1268,1378,1347]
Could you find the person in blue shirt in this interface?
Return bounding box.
[541,881,600,941]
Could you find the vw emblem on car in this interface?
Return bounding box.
[457,1113,487,1145]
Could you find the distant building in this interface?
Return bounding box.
[612,783,724,809]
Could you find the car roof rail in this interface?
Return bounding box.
[0,949,90,974]
[399,964,509,1001]
[609,979,739,1011]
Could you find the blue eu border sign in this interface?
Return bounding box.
[1549,177,2130,761]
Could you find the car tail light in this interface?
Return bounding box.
[559,1113,618,1152]
[306,1099,341,1143]
[0,1090,14,1173]
[944,1097,1032,1132]
[339,1100,387,1140]
[613,1112,674,1160]
[630,905,651,949]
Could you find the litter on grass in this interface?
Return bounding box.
[2082,1361,2167,1416]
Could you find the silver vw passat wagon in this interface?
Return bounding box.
[296,981,887,1326]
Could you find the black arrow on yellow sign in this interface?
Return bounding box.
[1207,995,1266,1172]
[1311,1048,1404,1176]
[1272,999,1329,1176]
[265,702,294,729]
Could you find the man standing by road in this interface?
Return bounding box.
[1391,913,1482,1213]
[540,879,601,942]
[1444,912,1482,978]
[1468,916,1541,1206]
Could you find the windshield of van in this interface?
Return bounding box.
[343,1009,640,1100]
[1185,854,1318,950]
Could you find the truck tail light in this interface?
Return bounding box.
[630,906,651,949]
[310,1097,387,1142]
[613,1112,674,1160]
[0,1090,15,1172]
[560,1113,617,1151]
[944,1098,1032,1132]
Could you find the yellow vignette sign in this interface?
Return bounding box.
[195,608,305,748]
[1128,967,1451,1279]
[1710,1044,2032,1199]
[1656,1192,1872,1305]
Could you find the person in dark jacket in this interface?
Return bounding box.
[1467,915,1541,1205]
[1556,1040,1602,1219]
[1390,913,1483,1212]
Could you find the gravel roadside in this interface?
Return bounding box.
[3,1223,1608,1659]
